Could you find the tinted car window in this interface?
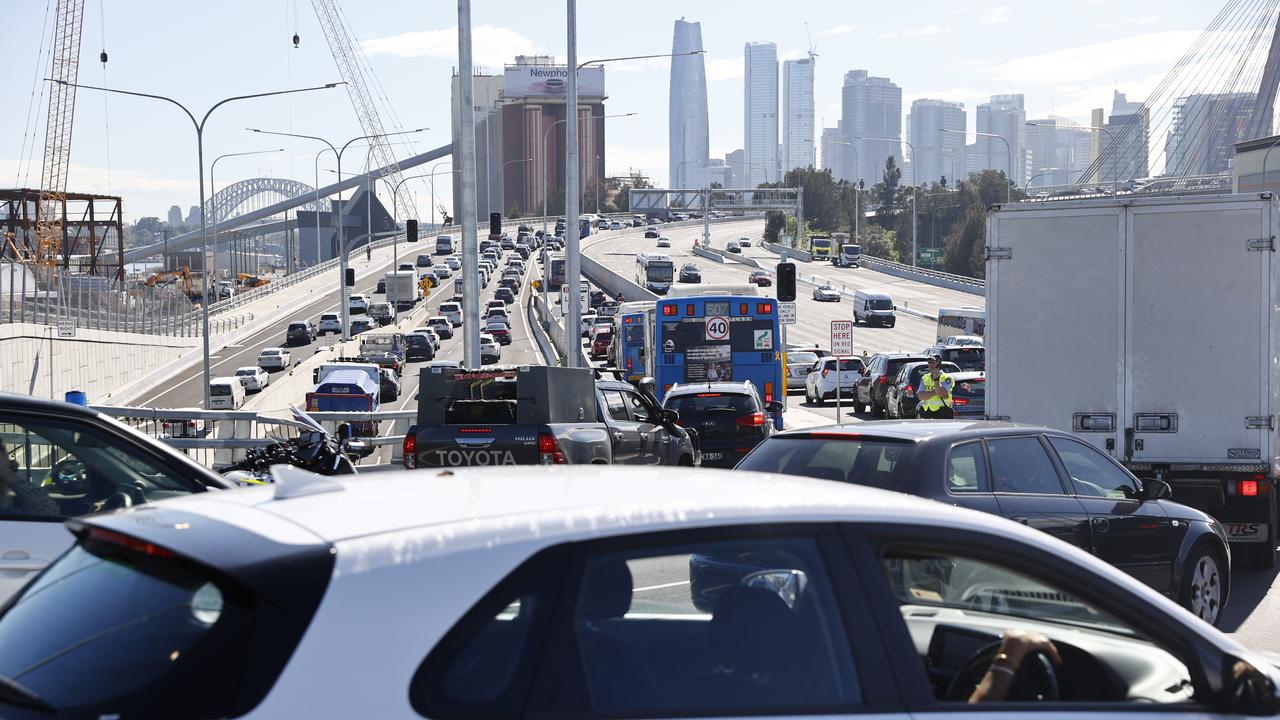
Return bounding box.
[947,441,989,493]
[940,346,985,371]
[0,543,254,715]
[868,298,893,310]
[621,391,653,423]
[1048,436,1138,499]
[572,538,861,715]
[738,437,913,488]
[667,392,755,416]
[602,391,630,422]
[987,436,1065,495]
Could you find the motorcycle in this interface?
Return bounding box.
[221,407,373,483]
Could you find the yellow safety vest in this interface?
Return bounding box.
[920,372,954,411]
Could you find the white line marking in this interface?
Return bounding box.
[633,580,690,592]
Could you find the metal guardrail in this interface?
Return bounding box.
[859,255,985,289]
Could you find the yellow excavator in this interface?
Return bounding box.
[238,273,270,288]
[144,267,204,302]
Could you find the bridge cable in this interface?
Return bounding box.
[15,0,55,188]
[98,0,112,195]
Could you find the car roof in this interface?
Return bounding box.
[773,419,1058,442]
[122,466,1022,547]
[666,381,757,396]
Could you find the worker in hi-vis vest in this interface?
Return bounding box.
[916,354,955,419]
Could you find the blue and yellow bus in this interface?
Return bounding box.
[654,288,784,428]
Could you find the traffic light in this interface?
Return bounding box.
[489,212,501,236]
[345,268,355,287]
[776,262,796,302]
[406,219,418,242]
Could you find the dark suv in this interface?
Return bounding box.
[662,382,783,468]
[736,420,1232,626]
[854,353,929,417]
[922,344,986,372]
[285,320,316,345]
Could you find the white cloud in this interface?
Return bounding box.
[818,24,859,37]
[979,6,1010,24]
[0,158,199,220]
[779,49,809,61]
[994,30,1196,86]
[879,24,950,40]
[705,57,743,82]
[362,25,543,68]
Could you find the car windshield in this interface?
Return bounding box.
[737,436,913,490]
[941,347,986,371]
[789,352,818,366]
[235,369,255,376]
[666,392,755,415]
[868,298,893,310]
[210,384,231,396]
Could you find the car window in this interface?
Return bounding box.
[1048,437,1138,499]
[987,436,1065,495]
[620,390,653,423]
[1,417,202,520]
[571,537,861,716]
[602,391,631,422]
[737,437,913,489]
[872,542,1193,705]
[947,441,989,493]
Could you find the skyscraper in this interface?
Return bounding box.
[1102,91,1148,182]
[976,94,1026,186]
[167,206,182,226]
[840,70,902,186]
[909,99,966,186]
[782,58,815,173]
[1024,116,1093,187]
[1166,92,1257,176]
[670,19,710,189]
[744,42,779,187]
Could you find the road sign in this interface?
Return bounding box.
[753,329,773,350]
[57,320,75,338]
[705,316,730,341]
[778,302,797,325]
[918,248,944,264]
[830,320,854,357]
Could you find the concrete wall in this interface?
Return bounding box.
[0,323,199,404]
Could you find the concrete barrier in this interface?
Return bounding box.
[579,254,657,302]
[691,245,725,263]
[763,241,811,262]
[859,257,985,297]
[718,249,762,269]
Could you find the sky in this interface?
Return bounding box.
[0,0,1225,221]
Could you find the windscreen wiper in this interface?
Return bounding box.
[0,674,54,713]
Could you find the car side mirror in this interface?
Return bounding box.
[336,422,355,441]
[741,569,808,610]
[1141,478,1173,501]
[764,401,784,413]
[1225,658,1280,716]
[662,408,679,424]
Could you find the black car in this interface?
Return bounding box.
[923,344,986,372]
[679,263,702,283]
[589,289,607,309]
[403,333,435,362]
[375,278,386,294]
[662,382,782,469]
[499,277,520,294]
[285,320,316,345]
[885,360,960,419]
[736,420,1233,626]
[494,287,515,305]
[378,368,400,402]
[415,254,434,268]
[361,351,403,376]
[855,353,930,417]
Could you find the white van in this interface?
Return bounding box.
[208,376,246,410]
[852,289,897,327]
[436,235,454,255]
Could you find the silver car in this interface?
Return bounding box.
[812,284,841,302]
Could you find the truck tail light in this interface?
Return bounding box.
[737,413,767,427]
[402,434,417,469]
[538,432,567,464]
[1240,480,1259,497]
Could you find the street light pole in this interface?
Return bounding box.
[57,79,343,409]
[1026,121,1116,195]
[210,148,284,286]
[943,128,1012,203]
[822,138,860,249]
[250,126,426,341]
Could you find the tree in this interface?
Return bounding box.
[507,203,522,220]
[861,225,899,262]
[943,205,985,278]
[763,211,786,242]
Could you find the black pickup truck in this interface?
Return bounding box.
[403,365,699,467]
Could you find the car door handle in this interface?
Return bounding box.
[612,431,624,440]
[0,550,44,573]
[1091,517,1110,532]
[1011,517,1029,525]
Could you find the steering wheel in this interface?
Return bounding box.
[945,640,1060,702]
[50,459,88,495]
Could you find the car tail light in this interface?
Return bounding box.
[952,397,970,406]
[904,385,914,397]
[821,367,829,378]
[878,375,887,385]
[538,432,567,464]
[736,413,767,427]
[87,527,175,558]
[402,434,417,469]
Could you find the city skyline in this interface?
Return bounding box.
[0,1,1228,219]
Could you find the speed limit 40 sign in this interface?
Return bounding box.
[705,316,730,341]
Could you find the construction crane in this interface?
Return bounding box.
[311,0,417,220]
[36,0,86,269]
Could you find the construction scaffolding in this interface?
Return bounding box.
[1,188,125,279]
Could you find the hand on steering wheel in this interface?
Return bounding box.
[947,630,1062,703]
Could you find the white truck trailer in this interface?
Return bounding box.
[986,193,1279,569]
[385,270,420,309]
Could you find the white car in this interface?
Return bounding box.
[426,316,454,339]
[480,333,501,363]
[739,236,752,247]
[942,334,985,347]
[804,356,864,404]
[610,221,623,230]
[432,265,452,280]
[484,309,511,328]
[317,313,342,335]
[257,347,291,370]
[29,466,1280,718]
[348,294,369,314]
[656,236,672,248]
[440,302,463,327]
[812,284,842,302]
[441,256,459,270]
[233,366,270,392]
[579,312,599,337]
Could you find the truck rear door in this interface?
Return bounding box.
[987,204,1126,456]
[1126,198,1269,464]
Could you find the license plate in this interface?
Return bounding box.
[1226,523,1269,541]
[703,452,724,461]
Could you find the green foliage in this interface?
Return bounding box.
[507,203,522,220]
[764,211,786,242]
[860,225,899,262]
